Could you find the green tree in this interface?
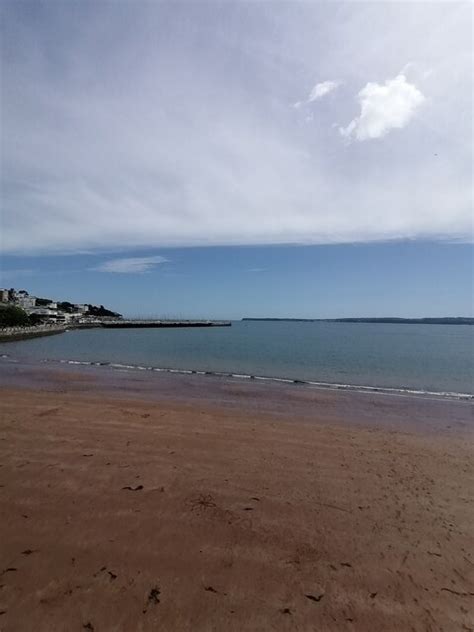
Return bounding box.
[0,305,31,327]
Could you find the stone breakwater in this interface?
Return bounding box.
[0,324,67,343]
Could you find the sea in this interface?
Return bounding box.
[1,320,473,397]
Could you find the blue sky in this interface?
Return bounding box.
[1,2,472,317]
[2,243,472,319]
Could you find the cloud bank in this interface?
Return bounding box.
[340,75,425,141]
[1,2,472,254]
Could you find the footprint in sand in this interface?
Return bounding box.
[143,586,160,614]
[306,593,324,602]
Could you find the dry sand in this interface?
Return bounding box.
[0,365,473,631]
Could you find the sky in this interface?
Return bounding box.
[1,1,473,318]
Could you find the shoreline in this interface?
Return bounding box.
[0,367,473,630]
[0,357,472,437]
[1,353,472,402]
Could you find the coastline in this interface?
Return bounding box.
[1,360,473,630]
[1,357,473,435]
[1,352,472,402]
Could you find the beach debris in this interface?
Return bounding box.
[281,608,292,614]
[369,592,377,599]
[143,586,161,613]
[21,549,37,556]
[204,586,218,593]
[1,568,17,576]
[305,593,325,602]
[83,623,94,631]
[108,571,117,581]
[243,507,254,511]
[122,485,143,491]
[250,497,260,501]
[192,494,217,510]
[340,562,352,567]
[441,587,474,597]
[82,454,94,457]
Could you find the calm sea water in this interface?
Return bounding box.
[1,321,473,395]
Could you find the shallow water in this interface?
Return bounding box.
[1,320,472,395]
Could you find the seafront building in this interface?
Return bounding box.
[16,295,37,309]
[74,304,89,313]
[0,287,111,325]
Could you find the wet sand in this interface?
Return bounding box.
[0,362,473,631]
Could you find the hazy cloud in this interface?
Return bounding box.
[94,256,168,274]
[340,74,425,141]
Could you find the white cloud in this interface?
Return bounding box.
[294,80,340,108]
[94,256,168,273]
[340,74,425,141]
[308,80,340,102]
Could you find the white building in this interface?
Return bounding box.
[27,307,57,319]
[0,289,9,303]
[16,296,37,309]
[74,304,89,313]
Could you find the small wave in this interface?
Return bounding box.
[1,354,472,400]
[109,363,139,370]
[304,379,473,400]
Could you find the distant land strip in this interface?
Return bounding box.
[242,317,474,325]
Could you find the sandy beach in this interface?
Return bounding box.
[0,362,473,631]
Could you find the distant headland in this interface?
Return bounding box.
[242,317,474,325]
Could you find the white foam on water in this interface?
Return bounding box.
[1,354,472,401]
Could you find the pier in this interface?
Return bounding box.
[0,320,232,343]
[98,320,232,328]
[0,324,67,343]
